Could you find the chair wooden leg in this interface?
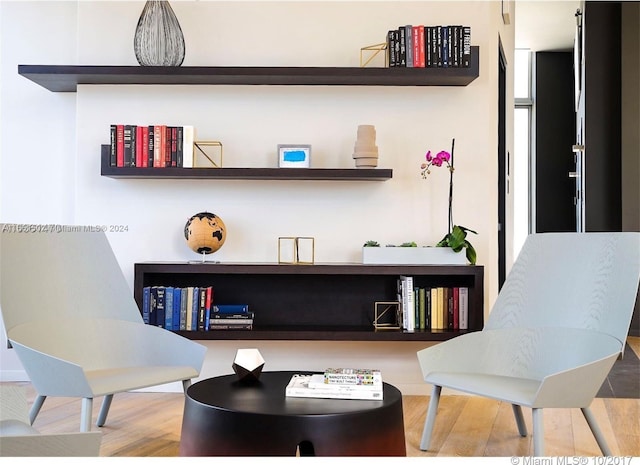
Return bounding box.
[532,408,544,456]
[81,398,93,432]
[420,385,442,451]
[512,404,528,437]
[96,394,113,427]
[29,395,46,425]
[581,407,612,456]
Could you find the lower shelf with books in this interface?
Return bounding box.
[133,262,484,342]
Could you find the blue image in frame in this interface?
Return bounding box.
[278,144,311,168]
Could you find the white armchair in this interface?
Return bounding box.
[0,226,207,432]
[417,232,640,456]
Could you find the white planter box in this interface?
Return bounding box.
[362,246,468,265]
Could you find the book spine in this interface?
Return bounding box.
[116,124,125,167]
[182,126,194,168]
[155,286,166,328]
[185,287,194,331]
[141,126,149,167]
[211,311,254,319]
[170,126,178,167]
[153,125,162,167]
[110,125,117,167]
[286,386,382,400]
[398,26,407,67]
[172,287,182,331]
[142,286,151,324]
[164,286,174,330]
[417,25,425,67]
[208,323,253,330]
[180,288,188,330]
[459,287,469,329]
[387,30,396,68]
[135,125,143,167]
[412,25,419,67]
[198,287,206,331]
[164,125,171,168]
[176,126,184,167]
[462,26,471,67]
[191,287,199,331]
[403,25,412,68]
[148,125,155,167]
[212,304,250,314]
[452,287,459,330]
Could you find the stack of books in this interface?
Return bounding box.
[285,368,383,400]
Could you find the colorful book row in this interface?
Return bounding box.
[387,25,471,68]
[398,277,469,331]
[142,285,252,331]
[109,124,195,168]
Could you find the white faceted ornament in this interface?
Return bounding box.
[232,348,265,382]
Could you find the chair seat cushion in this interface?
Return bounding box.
[426,372,541,406]
[85,365,199,396]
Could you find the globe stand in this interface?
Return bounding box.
[188,251,220,264]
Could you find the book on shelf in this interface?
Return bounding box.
[108,124,195,169]
[386,24,470,69]
[141,285,253,332]
[285,374,383,400]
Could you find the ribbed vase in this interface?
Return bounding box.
[134,0,185,67]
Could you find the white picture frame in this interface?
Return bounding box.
[278,144,311,168]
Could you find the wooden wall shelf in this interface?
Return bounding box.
[100,145,392,181]
[19,47,479,92]
[134,262,484,342]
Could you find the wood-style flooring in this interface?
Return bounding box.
[2,336,639,457]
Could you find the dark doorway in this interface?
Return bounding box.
[498,40,506,290]
[534,52,576,232]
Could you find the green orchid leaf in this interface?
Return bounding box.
[465,240,477,265]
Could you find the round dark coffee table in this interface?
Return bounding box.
[179,371,406,456]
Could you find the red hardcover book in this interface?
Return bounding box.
[417,25,425,67]
[164,125,172,167]
[412,25,420,67]
[116,124,124,167]
[135,125,144,167]
[141,126,149,167]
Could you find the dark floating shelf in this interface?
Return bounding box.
[174,327,475,342]
[19,47,479,92]
[100,145,392,181]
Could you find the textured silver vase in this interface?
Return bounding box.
[134,0,185,66]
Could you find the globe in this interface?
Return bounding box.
[184,212,226,256]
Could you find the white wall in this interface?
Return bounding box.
[1,1,514,394]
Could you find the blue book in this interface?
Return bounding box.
[164,286,174,330]
[142,286,151,324]
[212,304,250,314]
[173,287,182,331]
[191,287,200,331]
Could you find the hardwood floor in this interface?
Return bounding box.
[3,336,639,457]
[3,387,638,457]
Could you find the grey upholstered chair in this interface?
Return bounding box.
[417,232,640,456]
[0,225,207,432]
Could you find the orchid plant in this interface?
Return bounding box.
[420,138,477,265]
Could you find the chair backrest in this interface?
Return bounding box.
[1,225,143,335]
[485,232,640,346]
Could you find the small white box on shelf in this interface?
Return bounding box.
[362,246,468,265]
